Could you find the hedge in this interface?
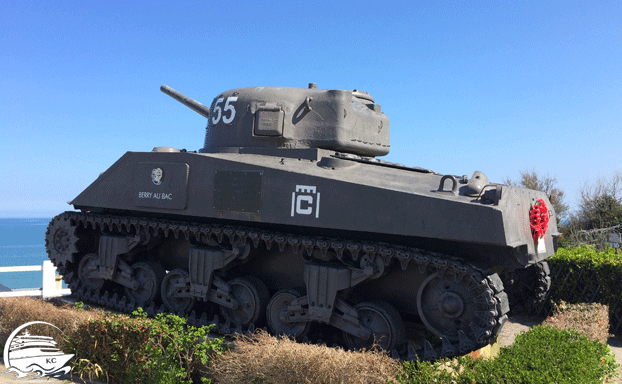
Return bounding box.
[531,246,622,335]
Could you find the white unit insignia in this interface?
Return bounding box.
[291,185,320,218]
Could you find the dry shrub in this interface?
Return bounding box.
[541,300,610,343]
[207,330,401,384]
[0,297,104,347]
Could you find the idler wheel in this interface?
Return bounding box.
[161,269,195,314]
[342,301,405,351]
[220,276,269,327]
[266,289,311,339]
[77,253,104,290]
[125,262,165,305]
[417,272,480,342]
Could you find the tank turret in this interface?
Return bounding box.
[163,83,389,157]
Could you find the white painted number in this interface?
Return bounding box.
[212,96,238,125]
[222,97,238,124]
[211,98,223,125]
[291,185,320,218]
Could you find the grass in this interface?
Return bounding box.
[206,330,400,384]
[0,296,105,349]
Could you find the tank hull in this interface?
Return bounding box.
[71,149,557,270]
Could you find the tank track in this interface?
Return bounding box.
[46,211,508,361]
[502,261,551,314]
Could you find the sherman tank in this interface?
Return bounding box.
[45,83,558,360]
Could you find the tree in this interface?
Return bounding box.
[576,172,622,230]
[504,170,569,222]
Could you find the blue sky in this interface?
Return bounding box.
[1,1,620,218]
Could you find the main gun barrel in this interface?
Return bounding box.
[160,85,210,118]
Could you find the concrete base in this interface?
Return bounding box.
[467,335,501,360]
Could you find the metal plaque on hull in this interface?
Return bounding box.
[213,171,262,213]
[133,162,189,210]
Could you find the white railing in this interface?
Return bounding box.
[0,260,72,298]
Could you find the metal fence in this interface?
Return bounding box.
[566,223,622,251]
[0,260,71,298]
[531,259,622,336]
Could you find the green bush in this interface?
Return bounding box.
[548,246,622,304]
[552,245,622,266]
[394,326,618,384]
[65,308,227,384]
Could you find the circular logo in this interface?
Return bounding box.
[3,321,74,378]
[152,167,163,185]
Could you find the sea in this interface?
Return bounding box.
[0,218,57,290]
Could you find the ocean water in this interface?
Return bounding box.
[0,218,54,289]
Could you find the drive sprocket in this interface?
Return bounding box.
[45,213,79,269]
